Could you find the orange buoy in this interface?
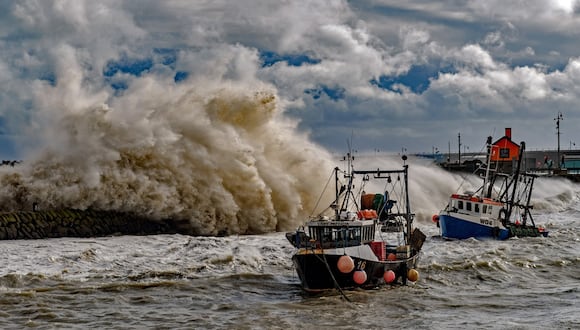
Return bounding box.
[353,270,367,285]
[432,214,439,223]
[387,253,397,261]
[337,255,355,273]
[383,270,396,283]
[407,269,419,282]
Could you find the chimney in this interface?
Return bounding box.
[505,127,512,140]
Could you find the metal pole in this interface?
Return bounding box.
[555,112,563,169]
[458,133,461,164]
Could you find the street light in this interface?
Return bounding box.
[555,112,563,169]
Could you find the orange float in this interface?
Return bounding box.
[407,269,419,282]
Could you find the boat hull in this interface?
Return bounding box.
[439,214,510,240]
[292,252,419,293]
[439,214,547,240]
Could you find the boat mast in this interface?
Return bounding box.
[522,172,536,226]
[340,151,355,214]
[403,165,412,243]
[483,136,493,198]
[506,141,526,222]
[334,166,339,220]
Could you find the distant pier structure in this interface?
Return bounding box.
[431,128,580,182]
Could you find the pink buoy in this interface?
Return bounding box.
[353,270,367,285]
[383,270,396,283]
[337,255,355,273]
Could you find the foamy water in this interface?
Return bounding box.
[0,162,579,328]
[0,194,578,329]
[0,81,340,236]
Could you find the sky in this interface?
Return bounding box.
[2,0,580,160]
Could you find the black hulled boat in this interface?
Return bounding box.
[286,153,425,293]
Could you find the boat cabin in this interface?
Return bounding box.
[448,194,503,220]
[306,220,376,249]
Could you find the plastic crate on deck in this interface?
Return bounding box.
[370,241,386,261]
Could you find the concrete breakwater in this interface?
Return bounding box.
[0,209,183,240]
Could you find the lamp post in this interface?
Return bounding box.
[432,146,439,163]
[555,112,563,169]
[458,133,461,164]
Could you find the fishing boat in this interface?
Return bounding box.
[286,153,426,293]
[433,137,548,240]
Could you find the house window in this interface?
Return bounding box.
[499,148,510,158]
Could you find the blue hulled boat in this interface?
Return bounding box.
[434,137,548,240]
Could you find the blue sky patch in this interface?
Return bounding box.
[260,50,321,67]
[305,85,345,101]
[174,71,188,82]
[154,48,178,68]
[371,64,456,94]
[104,57,154,77]
[39,72,56,86]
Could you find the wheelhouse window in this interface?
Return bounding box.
[500,148,510,159]
[474,203,480,213]
[482,205,487,214]
[458,201,464,209]
[309,226,363,245]
[466,202,472,212]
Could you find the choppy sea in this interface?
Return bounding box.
[0,165,579,329]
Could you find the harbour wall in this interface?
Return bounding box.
[0,209,189,240]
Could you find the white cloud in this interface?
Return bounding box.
[1,0,580,158]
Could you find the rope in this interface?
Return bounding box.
[319,253,351,302]
[309,170,336,218]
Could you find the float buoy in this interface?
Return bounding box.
[387,253,397,261]
[383,270,396,283]
[431,214,439,223]
[407,269,419,282]
[353,270,367,285]
[337,255,355,273]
